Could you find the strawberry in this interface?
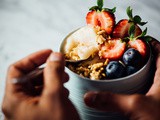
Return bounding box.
[112,19,142,38]
[128,39,147,57]
[86,11,98,26]
[99,38,126,60]
[86,0,116,35]
[112,6,148,39]
[128,26,150,58]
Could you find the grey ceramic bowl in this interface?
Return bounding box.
[60,28,153,120]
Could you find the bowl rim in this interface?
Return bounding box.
[61,26,152,83]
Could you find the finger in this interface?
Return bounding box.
[146,58,160,99]
[7,49,52,80]
[147,39,160,99]
[63,72,69,83]
[150,39,160,68]
[41,52,65,104]
[84,91,146,116]
[22,71,69,96]
[6,49,52,94]
[26,72,69,96]
[149,38,160,59]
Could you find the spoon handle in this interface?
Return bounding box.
[12,68,44,84]
[11,59,78,85]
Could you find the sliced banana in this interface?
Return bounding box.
[63,25,99,60]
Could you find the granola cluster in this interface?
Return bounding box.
[67,59,109,80]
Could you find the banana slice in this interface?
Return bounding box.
[64,25,99,60]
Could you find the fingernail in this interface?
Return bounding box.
[49,52,62,62]
[11,78,19,84]
[84,92,98,107]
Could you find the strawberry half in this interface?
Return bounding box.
[86,11,115,35]
[128,39,147,57]
[86,0,116,35]
[99,38,126,60]
[112,19,142,38]
[113,7,148,39]
[86,11,98,26]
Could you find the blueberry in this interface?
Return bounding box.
[106,61,125,79]
[126,66,138,76]
[123,48,142,66]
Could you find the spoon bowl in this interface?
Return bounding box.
[65,59,88,63]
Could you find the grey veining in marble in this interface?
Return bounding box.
[0,0,160,119]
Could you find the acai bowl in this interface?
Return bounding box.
[60,1,154,120]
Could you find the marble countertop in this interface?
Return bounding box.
[0,0,160,119]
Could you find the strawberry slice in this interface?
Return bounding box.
[99,38,126,60]
[86,11,99,26]
[86,0,115,35]
[86,11,115,35]
[112,19,142,38]
[98,11,115,35]
[128,39,147,57]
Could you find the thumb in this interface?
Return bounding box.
[42,52,65,102]
[84,91,145,116]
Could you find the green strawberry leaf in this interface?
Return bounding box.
[141,27,147,37]
[111,7,116,13]
[133,15,148,26]
[138,21,148,26]
[89,0,116,13]
[135,27,148,40]
[133,15,142,24]
[126,7,147,26]
[127,6,133,20]
[89,6,99,11]
[97,0,103,10]
[126,6,148,41]
[103,7,116,13]
[143,36,152,43]
[129,24,135,39]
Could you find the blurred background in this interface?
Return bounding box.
[0,0,160,119]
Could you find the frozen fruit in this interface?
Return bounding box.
[123,48,142,66]
[99,38,126,60]
[86,0,115,34]
[105,61,125,79]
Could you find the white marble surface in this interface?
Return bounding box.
[0,0,160,119]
